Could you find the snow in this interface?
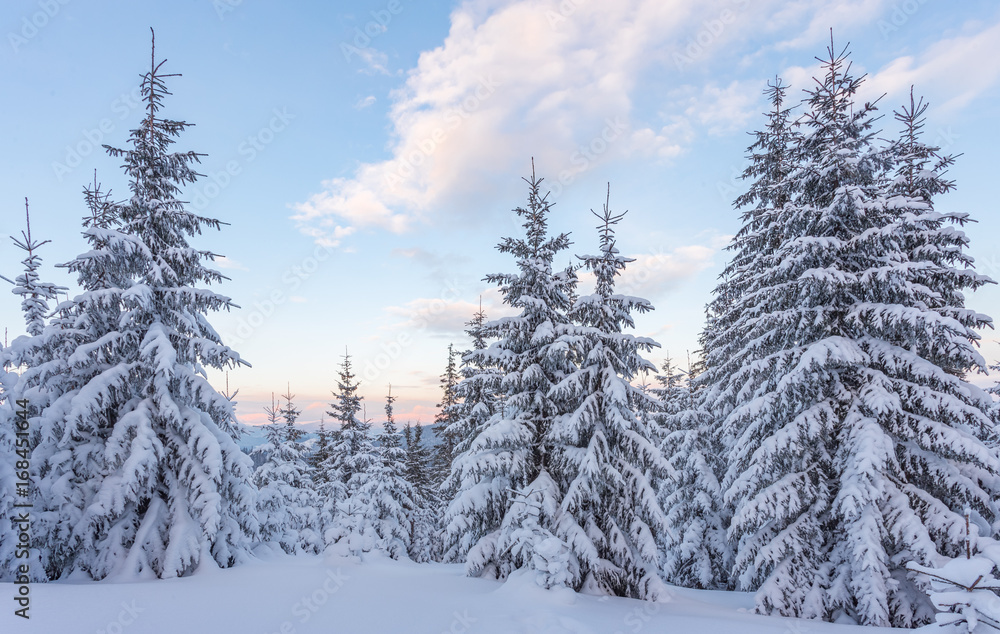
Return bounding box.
[0,553,894,633]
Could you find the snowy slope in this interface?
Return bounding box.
[1,553,892,633]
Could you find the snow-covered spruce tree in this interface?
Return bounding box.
[657,357,729,591]
[327,387,413,559]
[681,79,797,595]
[0,354,22,581]
[443,164,577,580]
[440,302,502,563]
[431,343,461,489]
[279,383,303,443]
[6,176,125,581]
[547,192,668,599]
[320,351,366,545]
[26,35,258,580]
[310,416,332,477]
[252,408,321,555]
[722,42,999,626]
[404,422,437,563]
[700,76,798,443]
[447,302,501,463]
[10,200,64,338]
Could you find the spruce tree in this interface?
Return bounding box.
[404,422,436,562]
[548,192,668,599]
[657,357,729,590]
[252,413,321,555]
[0,355,22,581]
[320,351,366,545]
[279,383,303,443]
[443,164,577,580]
[431,343,460,487]
[721,42,999,626]
[327,387,412,558]
[24,33,259,580]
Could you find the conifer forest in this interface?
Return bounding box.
[3,2,1000,632]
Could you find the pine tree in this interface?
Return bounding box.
[279,383,303,443]
[252,410,321,555]
[10,200,64,338]
[721,41,999,626]
[443,163,577,580]
[657,357,729,590]
[24,32,259,580]
[0,354,24,581]
[548,191,668,599]
[320,351,367,545]
[404,422,437,562]
[327,387,413,559]
[431,343,460,487]
[311,416,332,479]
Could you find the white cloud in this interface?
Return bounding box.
[215,255,248,271]
[577,245,717,301]
[863,18,1000,112]
[355,95,377,109]
[293,0,718,244]
[293,0,999,248]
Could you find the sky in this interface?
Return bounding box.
[2,0,1000,427]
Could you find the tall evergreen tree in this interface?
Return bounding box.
[404,421,436,562]
[657,357,729,590]
[311,416,332,478]
[320,351,366,544]
[24,32,258,580]
[432,343,460,487]
[443,164,577,580]
[252,413,321,555]
[0,353,23,581]
[10,200,64,338]
[279,383,303,443]
[548,192,668,599]
[327,387,412,559]
[721,42,999,626]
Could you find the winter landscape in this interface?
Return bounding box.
[3,1,1000,633]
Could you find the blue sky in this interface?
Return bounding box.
[3,0,1000,426]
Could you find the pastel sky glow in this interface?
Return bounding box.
[3,0,1000,427]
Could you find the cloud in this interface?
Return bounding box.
[672,80,764,136]
[293,0,721,245]
[773,0,891,50]
[293,0,997,248]
[215,255,248,271]
[577,245,718,301]
[862,17,1000,112]
[355,95,377,109]
[383,288,512,336]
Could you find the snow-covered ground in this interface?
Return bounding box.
[1,553,892,633]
